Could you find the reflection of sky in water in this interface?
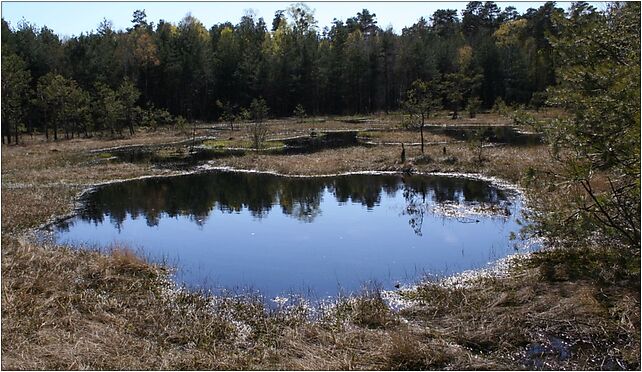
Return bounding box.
[55,172,529,299]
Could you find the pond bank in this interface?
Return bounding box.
[2,123,638,370]
[49,169,533,300]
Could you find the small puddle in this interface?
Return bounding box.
[525,335,572,368]
[53,171,535,300]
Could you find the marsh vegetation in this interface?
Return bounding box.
[2,1,640,370]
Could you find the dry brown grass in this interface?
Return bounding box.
[2,238,241,370]
[1,115,639,370]
[207,140,553,185]
[399,248,640,370]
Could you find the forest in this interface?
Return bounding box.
[1,1,640,369]
[3,1,566,142]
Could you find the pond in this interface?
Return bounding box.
[54,171,532,300]
[101,131,363,167]
[425,125,542,145]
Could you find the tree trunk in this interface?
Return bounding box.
[144,66,149,103]
[129,114,135,136]
[2,120,8,144]
[4,122,11,144]
[44,110,49,140]
[420,113,425,154]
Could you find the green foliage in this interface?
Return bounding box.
[93,82,126,136]
[248,98,270,150]
[492,97,508,116]
[140,105,173,131]
[529,91,547,110]
[440,72,481,119]
[249,97,269,123]
[510,106,536,127]
[400,114,420,130]
[237,108,251,122]
[1,53,31,143]
[466,128,487,163]
[539,2,641,251]
[140,108,157,130]
[466,97,482,118]
[65,82,92,137]
[216,100,237,130]
[407,80,440,112]
[293,104,307,123]
[117,79,141,135]
[36,73,92,139]
[403,79,441,154]
[0,3,612,141]
[1,2,567,132]
[174,115,188,134]
[403,79,441,125]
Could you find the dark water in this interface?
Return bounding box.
[104,132,361,166]
[54,171,531,299]
[426,125,542,145]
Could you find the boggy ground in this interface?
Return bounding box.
[2,112,640,370]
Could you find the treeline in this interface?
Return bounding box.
[0,1,584,142]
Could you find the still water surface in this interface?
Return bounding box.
[55,171,530,299]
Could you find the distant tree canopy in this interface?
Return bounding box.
[0,1,633,143]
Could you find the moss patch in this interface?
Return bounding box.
[96,152,114,159]
[203,139,286,150]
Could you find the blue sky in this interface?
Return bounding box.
[2,1,578,37]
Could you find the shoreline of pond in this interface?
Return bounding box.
[33,166,541,306]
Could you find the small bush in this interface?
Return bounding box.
[529,91,548,110]
[466,97,482,118]
[237,108,250,122]
[248,122,268,150]
[401,113,420,130]
[492,97,509,116]
[174,116,188,134]
[443,155,458,164]
[414,154,433,164]
[293,104,307,123]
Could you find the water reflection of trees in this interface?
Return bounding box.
[76,172,510,230]
[402,176,513,236]
[434,126,542,145]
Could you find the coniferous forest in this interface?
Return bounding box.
[3,2,570,142]
[2,1,641,369]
